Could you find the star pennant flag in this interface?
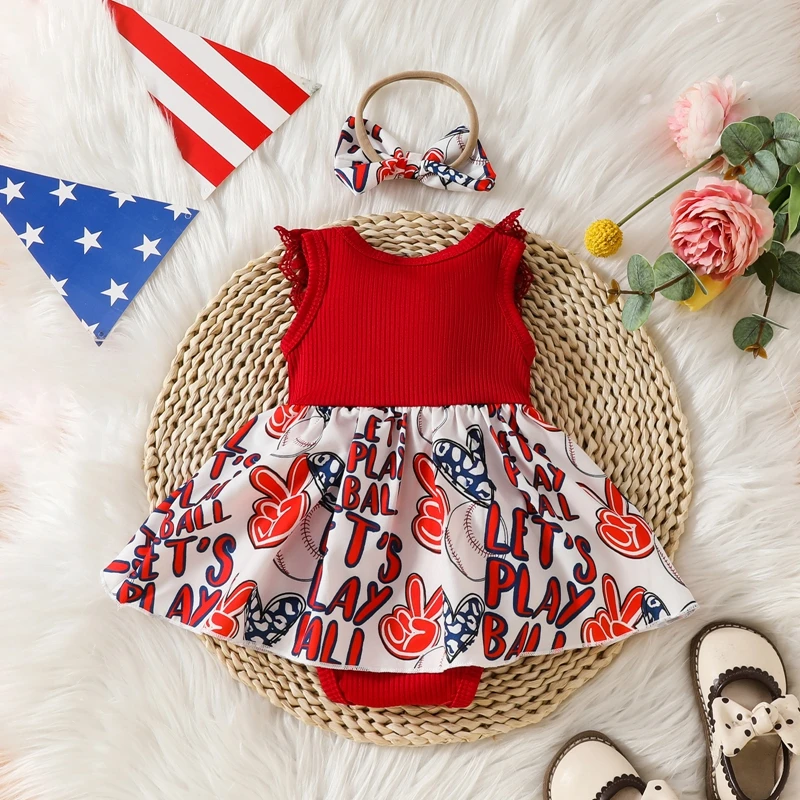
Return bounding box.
[108,1,319,197]
[0,165,197,345]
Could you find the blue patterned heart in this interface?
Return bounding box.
[432,425,494,506]
[443,592,485,662]
[641,591,669,625]
[244,589,306,646]
[308,452,345,510]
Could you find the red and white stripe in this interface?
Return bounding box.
[109,1,317,197]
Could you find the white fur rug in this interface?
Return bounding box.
[1,1,799,798]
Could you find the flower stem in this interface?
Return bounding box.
[619,273,688,298]
[763,286,774,318]
[616,150,722,227]
[654,274,688,292]
[754,280,776,356]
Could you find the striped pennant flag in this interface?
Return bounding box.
[108,1,319,198]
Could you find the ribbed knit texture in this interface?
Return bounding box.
[281,222,535,407]
[317,666,484,708]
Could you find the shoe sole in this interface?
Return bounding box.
[690,620,788,800]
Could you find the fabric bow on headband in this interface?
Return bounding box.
[712,693,800,761]
[334,71,496,195]
[334,117,496,195]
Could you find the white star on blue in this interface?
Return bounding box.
[0,164,198,344]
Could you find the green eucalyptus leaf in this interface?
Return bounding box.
[777,250,800,293]
[744,115,774,141]
[653,252,695,301]
[746,250,778,278]
[686,267,709,294]
[767,182,791,212]
[733,316,774,350]
[721,121,764,165]
[746,115,777,156]
[627,254,655,294]
[774,211,789,243]
[621,294,653,331]
[770,240,785,258]
[754,251,780,289]
[740,150,780,195]
[660,278,695,302]
[773,112,800,165]
[786,166,800,238]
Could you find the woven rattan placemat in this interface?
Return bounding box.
[143,211,692,746]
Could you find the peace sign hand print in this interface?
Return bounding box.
[378,574,444,660]
[247,455,311,549]
[580,574,645,645]
[203,579,257,638]
[580,478,655,559]
[411,453,449,554]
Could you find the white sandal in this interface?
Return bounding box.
[545,731,679,799]
[692,622,798,800]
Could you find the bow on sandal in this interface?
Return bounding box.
[545,731,679,800]
[693,622,796,800]
[712,695,800,762]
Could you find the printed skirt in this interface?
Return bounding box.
[102,403,697,672]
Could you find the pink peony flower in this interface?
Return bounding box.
[668,76,754,167]
[669,178,773,280]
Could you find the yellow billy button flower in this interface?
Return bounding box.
[585,219,624,258]
[584,149,724,260]
[682,274,731,311]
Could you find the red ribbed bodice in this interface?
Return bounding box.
[279,218,536,406]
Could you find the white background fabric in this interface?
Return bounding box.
[0,1,799,798]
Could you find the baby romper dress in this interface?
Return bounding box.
[103,211,697,708]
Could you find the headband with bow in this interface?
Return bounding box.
[334,118,495,195]
[334,71,496,196]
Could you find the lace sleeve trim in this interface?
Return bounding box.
[275,226,312,307]
[495,208,527,240]
[495,209,533,307]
